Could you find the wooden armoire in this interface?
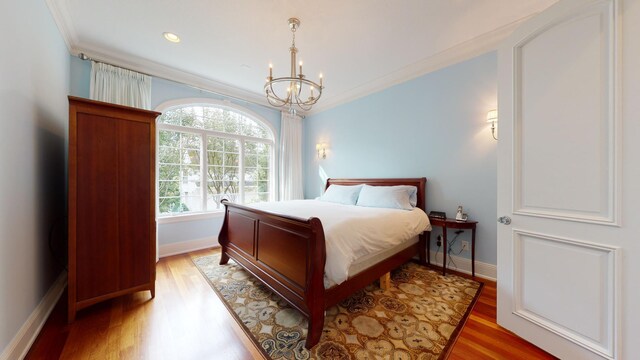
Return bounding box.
[68,96,160,322]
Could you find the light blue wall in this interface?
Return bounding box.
[69,58,281,247]
[0,0,70,353]
[304,52,498,265]
[70,55,90,99]
[68,52,497,263]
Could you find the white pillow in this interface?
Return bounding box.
[356,185,416,210]
[394,185,418,207]
[319,184,363,205]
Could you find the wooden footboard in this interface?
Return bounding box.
[218,200,327,348]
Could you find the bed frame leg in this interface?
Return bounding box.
[305,309,324,349]
[219,251,229,265]
[380,272,391,291]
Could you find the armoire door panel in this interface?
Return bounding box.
[118,120,152,289]
[76,113,120,301]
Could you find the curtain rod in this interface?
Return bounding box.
[77,53,279,113]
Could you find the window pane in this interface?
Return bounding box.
[180,107,203,128]
[158,129,203,215]
[181,149,200,165]
[159,130,180,147]
[158,180,180,197]
[244,141,257,155]
[244,168,257,182]
[223,111,242,134]
[206,179,239,210]
[181,133,201,149]
[207,137,224,152]
[159,164,180,181]
[207,166,223,183]
[205,136,241,209]
[244,141,271,205]
[208,151,222,166]
[258,155,269,169]
[224,166,239,181]
[159,197,186,214]
[245,155,257,168]
[181,165,201,181]
[203,108,225,131]
[158,146,180,164]
[180,196,202,212]
[257,181,269,193]
[224,153,239,167]
[257,167,269,182]
[224,139,239,153]
[158,104,274,215]
[241,116,271,140]
[158,111,182,126]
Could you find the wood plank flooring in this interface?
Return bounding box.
[26,248,556,359]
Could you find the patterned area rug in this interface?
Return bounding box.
[193,254,482,360]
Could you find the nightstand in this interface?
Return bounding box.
[427,217,478,276]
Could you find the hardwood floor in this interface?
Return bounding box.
[26,248,556,359]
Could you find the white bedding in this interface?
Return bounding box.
[248,200,432,286]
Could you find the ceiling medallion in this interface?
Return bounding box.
[265,18,323,114]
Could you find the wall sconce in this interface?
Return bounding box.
[486,109,498,140]
[316,143,327,159]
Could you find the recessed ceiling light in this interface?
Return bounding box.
[163,32,180,43]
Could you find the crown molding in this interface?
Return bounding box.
[44,0,537,115]
[44,0,77,51]
[45,0,271,108]
[306,13,538,116]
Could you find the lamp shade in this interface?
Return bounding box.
[486,109,498,123]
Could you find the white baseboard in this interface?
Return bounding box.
[429,250,497,281]
[0,272,67,360]
[159,236,219,258]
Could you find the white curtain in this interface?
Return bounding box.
[279,111,304,200]
[90,61,152,109]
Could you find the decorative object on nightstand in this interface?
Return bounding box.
[455,205,468,222]
[429,210,446,220]
[426,216,479,277]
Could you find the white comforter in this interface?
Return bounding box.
[248,200,432,285]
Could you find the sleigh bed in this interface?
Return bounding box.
[218,178,428,349]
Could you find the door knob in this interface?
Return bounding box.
[497,216,512,225]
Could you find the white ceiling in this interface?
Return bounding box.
[47,0,558,113]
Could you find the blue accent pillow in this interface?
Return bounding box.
[319,184,363,205]
[356,185,417,210]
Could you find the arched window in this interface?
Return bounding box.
[156,99,275,217]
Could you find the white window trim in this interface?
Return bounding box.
[157,211,225,225]
[155,98,277,221]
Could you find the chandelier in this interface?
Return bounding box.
[265,18,323,113]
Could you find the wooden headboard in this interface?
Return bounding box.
[325,178,427,212]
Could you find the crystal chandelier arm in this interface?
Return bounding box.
[265,81,289,107]
[293,90,312,111]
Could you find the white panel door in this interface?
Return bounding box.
[497,0,640,359]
